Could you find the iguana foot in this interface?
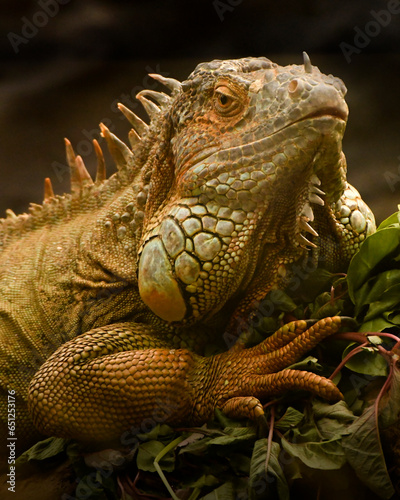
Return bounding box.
[203,316,343,422]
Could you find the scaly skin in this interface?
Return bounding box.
[0,55,375,455]
[28,316,342,444]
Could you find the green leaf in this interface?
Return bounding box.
[314,417,347,440]
[178,436,214,456]
[342,404,394,498]
[136,440,175,472]
[293,268,337,303]
[363,283,400,322]
[226,452,251,476]
[190,475,220,488]
[311,400,356,423]
[177,431,206,449]
[249,439,289,500]
[267,289,298,312]
[308,291,344,320]
[379,363,400,429]
[257,316,281,334]
[377,210,400,230]
[281,434,346,470]
[342,343,388,376]
[353,272,400,322]
[16,437,68,464]
[214,407,249,428]
[287,356,321,372]
[347,227,400,302]
[367,335,383,345]
[200,481,237,500]
[353,269,400,313]
[358,316,395,333]
[311,401,356,440]
[275,407,304,432]
[207,426,257,446]
[74,474,109,500]
[311,299,344,320]
[136,423,175,442]
[386,311,400,324]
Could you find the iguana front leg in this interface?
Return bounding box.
[28,317,342,444]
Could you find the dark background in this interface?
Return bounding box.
[1,0,399,223]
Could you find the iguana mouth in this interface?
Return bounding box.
[302,107,348,122]
[274,109,346,141]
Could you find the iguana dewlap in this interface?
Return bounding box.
[0,54,375,453]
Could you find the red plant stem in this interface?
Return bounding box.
[117,476,126,500]
[263,398,280,411]
[373,360,394,449]
[376,344,394,363]
[362,331,400,344]
[329,342,369,380]
[330,283,348,303]
[332,331,400,347]
[331,332,369,344]
[265,405,275,473]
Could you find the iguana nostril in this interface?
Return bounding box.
[288,79,299,94]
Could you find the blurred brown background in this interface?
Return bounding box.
[1,0,399,223]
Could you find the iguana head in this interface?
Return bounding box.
[137,55,351,324]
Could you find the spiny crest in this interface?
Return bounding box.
[93,139,106,184]
[0,72,182,243]
[64,138,94,194]
[117,103,149,136]
[148,73,182,93]
[43,72,181,201]
[43,178,55,202]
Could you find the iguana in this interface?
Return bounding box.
[0,54,375,457]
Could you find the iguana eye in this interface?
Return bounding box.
[218,93,229,106]
[213,85,242,116]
